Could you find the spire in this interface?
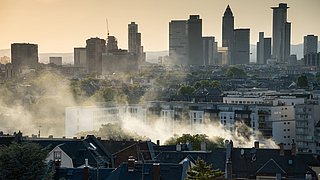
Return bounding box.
[224,5,233,16]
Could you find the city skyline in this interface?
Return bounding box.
[0,0,319,53]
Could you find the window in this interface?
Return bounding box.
[287,129,290,131]
[288,136,290,138]
[284,129,286,131]
[284,122,286,125]
[54,151,62,160]
[284,136,286,138]
[288,122,290,124]
[285,115,287,117]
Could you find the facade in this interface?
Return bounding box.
[102,50,138,74]
[217,47,229,65]
[11,43,38,75]
[271,3,291,63]
[202,36,217,66]
[187,15,203,66]
[295,101,320,153]
[74,47,87,68]
[169,20,188,65]
[65,105,146,137]
[304,35,318,56]
[257,32,272,64]
[49,57,62,66]
[86,38,106,75]
[234,29,250,64]
[128,22,144,63]
[222,5,234,65]
[304,53,320,67]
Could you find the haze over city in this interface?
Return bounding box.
[1,0,319,53]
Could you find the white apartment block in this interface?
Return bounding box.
[65,105,146,137]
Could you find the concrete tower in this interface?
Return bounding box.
[187,15,203,66]
[86,37,106,75]
[304,35,318,55]
[169,20,188,65]
[222,5,234,65]
[271,3,291,63]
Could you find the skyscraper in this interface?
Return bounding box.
[187,15,203,66]
[234,29,250,64]
[86,37,106,75]
[271,3,291,63]
[202,36,217,65]
[128,22,144,63]
[169,20,188,65]
[74,47,86,68]
[257,32,272,64]
[11,43,38,74]
[304,35,318,55]
[222,5,234,65]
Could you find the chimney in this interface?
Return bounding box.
[97,137,101,140]
[152,163,160,180]
[176,144,181,151]
[254,141,259,149]
[225,158,232,180]
[73,137,77,139]
[279,143,284,156]
[80,136,85,139]
[291,139,297,156]
[128,156,135,172]
[200,142,206,151]
[49,135,53,139]
[156,140,160,146]
[83,158,89,180]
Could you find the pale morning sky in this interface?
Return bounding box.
[0,0,319,53]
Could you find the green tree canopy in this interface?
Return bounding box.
[225,67,246,78]
[0,142,51,179]
[297,74,309,88]
[165,134,224,151]
[187,158,224,180]
[177,85,196,96]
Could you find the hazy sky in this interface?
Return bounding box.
[0,0,319,53]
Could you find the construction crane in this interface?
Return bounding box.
[106,18,110,39]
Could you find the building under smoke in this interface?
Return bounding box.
[11,43,39,75]
[74,47,87,68]
[86,37,106,75]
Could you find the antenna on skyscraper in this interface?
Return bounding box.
[106,18,110,39]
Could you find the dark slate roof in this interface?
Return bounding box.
[154,149,226,171]
[55,167,114,180]
[105,162,186,180]
[27,136,113,168]
[231,148,319,179]
[100,140,137,154]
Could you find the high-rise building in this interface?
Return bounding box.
[271,3,291,63]
[222,5,234,65]
[74,47,87,68]
[264,38,272,63]
[169,20,188,65]
[257,32,272,64]
[107,36,118,53]
[304,35,318,56]
[86,37,106,75]
[128,22,144,63]
[187,15,203,66]
[202,36,217,65]
[11,43,38,71]
[234,29,250,64]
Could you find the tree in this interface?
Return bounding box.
[225,67,246,78]
[165,134,224,150]
[78,123,144,141]
[177,85,195,96]
[0,142,51,179]
[297,75,308,88]
[187,158,224,180]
